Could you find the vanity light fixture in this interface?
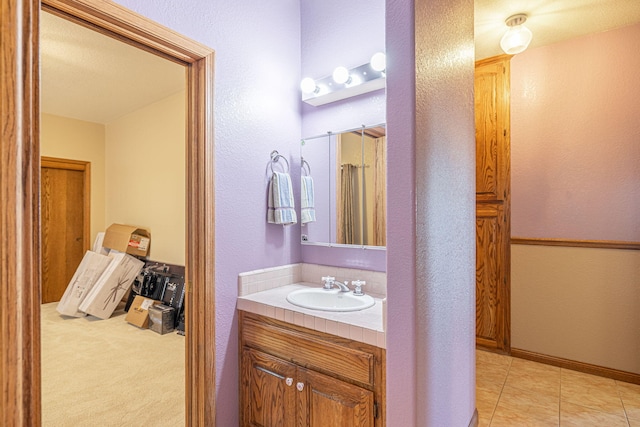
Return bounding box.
[301,52,387,107]
[300,77,319,95]
[500,14,533,55]
[370,52,386,72]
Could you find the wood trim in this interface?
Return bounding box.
[3,1,216,425]
[474,53,513,68]
[511,237,640,250]
[511,348,640,385]
[468,409,479,427]
[41,156,91,252]
[0,0,42,425]
[184,50,216,426]
[41,0,211,63]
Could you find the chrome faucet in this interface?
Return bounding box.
[321,276,350,292]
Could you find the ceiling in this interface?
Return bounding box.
[475,0,640,59]
[41,1,640,124]
[40,11,185,124]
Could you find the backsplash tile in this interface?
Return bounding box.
[239,263,386,297]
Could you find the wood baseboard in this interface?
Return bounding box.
[468,409,478,427]
[511,348,640,385]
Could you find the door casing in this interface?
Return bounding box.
[0,0,216,424]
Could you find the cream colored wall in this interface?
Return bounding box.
[105,91,185,265]
[40,113,106,243]
[511,244,640,374]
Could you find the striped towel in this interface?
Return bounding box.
[301,175,316,224]
[268,172,297,225]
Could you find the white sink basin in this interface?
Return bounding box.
[286,288,375,312]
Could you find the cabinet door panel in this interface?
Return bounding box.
[476,203,509,350]
[242,348,297,427]
[298,368,374,427]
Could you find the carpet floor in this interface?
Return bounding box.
[41,302,185,426]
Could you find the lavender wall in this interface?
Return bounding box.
[112,1,302,424]
[387,0,476,425]
[511,23,640,242]
[385,0,417,423]
[300,0,387,270]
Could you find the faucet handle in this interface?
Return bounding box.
[352,280,366,296]
[321,276,335,289]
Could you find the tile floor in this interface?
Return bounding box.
[476,350,640,426]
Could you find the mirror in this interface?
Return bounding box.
[301,124,386,248]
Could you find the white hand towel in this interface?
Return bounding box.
[268,172,297,225]
[301,175,316,224]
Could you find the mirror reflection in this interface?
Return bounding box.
[301,125,386,248]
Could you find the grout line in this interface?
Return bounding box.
[488,355,512,426]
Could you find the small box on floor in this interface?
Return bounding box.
[148,304,175,335]
[125,295,160,328]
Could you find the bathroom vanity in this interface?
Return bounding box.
[239,311,385,427]
[237,264,386,427]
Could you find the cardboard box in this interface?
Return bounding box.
[148,304,175,335]
[102,223,151,258]
[78,251,144,319]
[125,295,160,328]
[56,251,113,317]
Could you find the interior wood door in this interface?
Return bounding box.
[40,157,90,304]
[475,55,511,353]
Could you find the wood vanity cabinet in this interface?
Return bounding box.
[239,311,385,427]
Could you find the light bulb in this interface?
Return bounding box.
[300,77,318,94]
[370,52,386,72]
[500,25,532,54]
[332,66,351,84]
[500,14,533,55]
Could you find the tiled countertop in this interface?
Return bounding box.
[237,283,386,349]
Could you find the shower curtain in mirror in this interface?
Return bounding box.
[339,163,358,245]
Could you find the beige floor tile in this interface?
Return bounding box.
[491,406,559,426]
[617,380,640,420]
[560,401,628,427]
[490,383,560,426]
[629,417,640,427]
[477,350,512,369]
[477,363,510,394]
[505,358,561,398]
[476,386,500,427]
[560,369,626,417]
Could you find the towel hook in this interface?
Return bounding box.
[270,150,290,174]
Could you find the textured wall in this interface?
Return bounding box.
[300,0,387,271]
[385,0,417,423]
[105,91,185,265]
[511,23,640,242]
[113,1,302,424]
[387,0,476,425]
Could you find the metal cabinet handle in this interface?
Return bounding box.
[285,377,293,387]
[296,382,304,391]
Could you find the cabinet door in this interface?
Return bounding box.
[475,55,511,353]
[476,203,509,351]
[297,368,374,427]
[242,348,297,427]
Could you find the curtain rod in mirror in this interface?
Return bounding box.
[301,123,386,142]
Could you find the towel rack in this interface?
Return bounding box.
[301,157,311,176]
[270,150,290,174]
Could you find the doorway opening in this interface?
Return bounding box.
[1,0,216,424]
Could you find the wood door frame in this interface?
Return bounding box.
[1,0,216,425]
[41,156,91,252]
